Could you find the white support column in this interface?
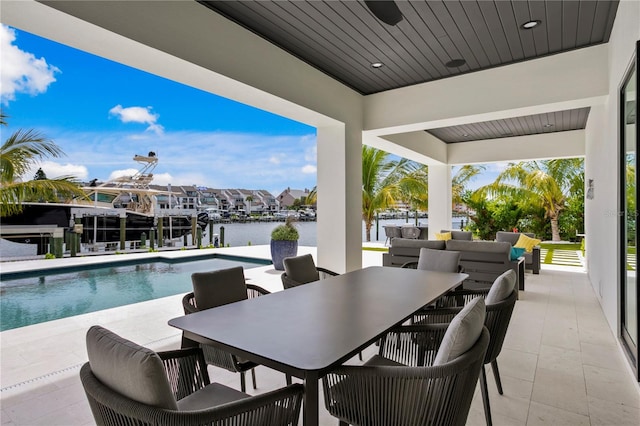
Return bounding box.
[427,165,452,239]
[316,125,362,273]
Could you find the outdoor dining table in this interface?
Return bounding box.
[168,265,468,426]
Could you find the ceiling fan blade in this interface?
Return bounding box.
[364,0,403,26]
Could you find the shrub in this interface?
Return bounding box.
[271,217,299,241]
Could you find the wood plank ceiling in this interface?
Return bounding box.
[199,1,618,141]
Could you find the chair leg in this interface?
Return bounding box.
[480,365,493,426]
[491,360,504,395]
[286,374,292,386]
[251,368,257,390]
[240,372,246,393]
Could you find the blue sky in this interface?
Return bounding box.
[1,24,503,194]
[1,25,318,195]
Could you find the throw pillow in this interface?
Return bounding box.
[514,234,541,253]
[433,297,486,365]
[485,270,517,304]
[510,246,526,260]
[435,232,452,241]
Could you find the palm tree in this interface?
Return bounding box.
[1,113,86,217]
[362,146,427,241]
[452,164,485,210]
[477,158,584,241]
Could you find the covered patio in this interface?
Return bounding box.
[0,247,638,425]
[1,0,640,423]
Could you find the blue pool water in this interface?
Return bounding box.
[0,255,269,331]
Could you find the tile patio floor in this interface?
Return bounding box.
[1,246,639,425]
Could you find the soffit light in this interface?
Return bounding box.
[543,123,554,128]
[371,62,384,68]
[521,20,541,30]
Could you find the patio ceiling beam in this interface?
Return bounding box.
[363,44,609,138]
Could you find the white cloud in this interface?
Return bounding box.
[22,161,88,181]
[108,168,139,181]
[0,25,60,104]
[301,164,317,174]
[269,156,281,165]
[304,144,317,162]
[109,104,164,135]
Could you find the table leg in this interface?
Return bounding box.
[303,372,319,426]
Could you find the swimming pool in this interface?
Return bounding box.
[0,255,270,331]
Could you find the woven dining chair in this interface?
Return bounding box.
[182,266,270,392]
[81,326,303,426]
[323,297,489,426]
[412,269,518,426]
[280,253,338,289]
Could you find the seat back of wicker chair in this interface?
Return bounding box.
[323,327,489,426]
[80,362,304,426]
[413,290,517,366]
[483,289,517,365]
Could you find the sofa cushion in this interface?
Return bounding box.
[434,297,486,365]
[514,234,541,253]
[86,326,178,410]
[391,238,446,250]
[446,239,511,255]
[435,231,452,241]
[441,230,473,240]
[485,270,517,304]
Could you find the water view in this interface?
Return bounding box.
[208,218,467,247]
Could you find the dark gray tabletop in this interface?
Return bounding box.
[169,266,468,374]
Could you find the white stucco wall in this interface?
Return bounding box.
[585,0,640,332]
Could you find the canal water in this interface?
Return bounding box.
[205,218,467,247]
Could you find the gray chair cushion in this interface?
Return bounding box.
[86,326,178,410]
[177,382,249,411]
[433,297,486,365]
[192,266,247,310]
[362,354,405,367]
[283,254,320,284]
[485,270,517,304]
[417,248,461,273]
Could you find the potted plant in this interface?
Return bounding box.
[270,216,299,270]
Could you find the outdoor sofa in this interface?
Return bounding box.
[382,237,525,291]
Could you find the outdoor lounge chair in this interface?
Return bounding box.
[81,325,303,426]
[413,269,518,426]
[182,266,270,392]
[323,298,489,426]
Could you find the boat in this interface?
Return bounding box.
[1,153,209,254]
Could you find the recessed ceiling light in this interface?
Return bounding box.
[446,59,466,68]
[371,62,384,68]
[462,133,469,137]
[543,123,554,128]
[521,20,541,30]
